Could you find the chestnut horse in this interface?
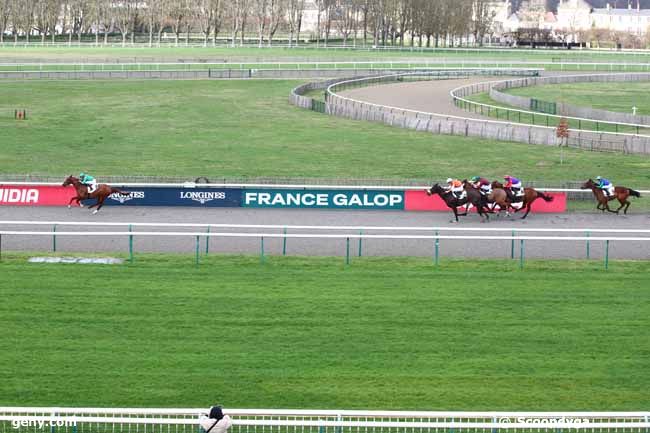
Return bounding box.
[581,179,641,214]
[62,175,130,214]
[492,181,554,219]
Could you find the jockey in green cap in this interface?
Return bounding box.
[79,172,98,193]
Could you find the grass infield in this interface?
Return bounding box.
[1,79,650,186]
[1,254,649,409]
[505,81,650,117]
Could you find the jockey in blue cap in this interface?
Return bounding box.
[596,176,614,197]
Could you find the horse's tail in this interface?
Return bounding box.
[538,191,554,202]
[628,188,641,198]
[110,188,130,196]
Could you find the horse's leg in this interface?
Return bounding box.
[521,201,532,219]
[93,196,106,214]
[68,196,78,209]
[613,197,627,214]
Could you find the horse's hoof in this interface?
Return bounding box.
[67,205,71,209]
[92,210,98,215]
[79,204,84,208]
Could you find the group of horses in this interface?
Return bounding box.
[62,175,641,219]
[426,178,641,222]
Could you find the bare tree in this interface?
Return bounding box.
[266,0,284,46]
[251,0,268,46]
[287,0,305,47]
[0,0,10,43]
[168,0,188,46]
[114,0,138,46]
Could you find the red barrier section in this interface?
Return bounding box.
[0,185,78,206]
[404,190,566,212]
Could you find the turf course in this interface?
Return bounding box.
[4,45,650,63]
[505,81,650,116]
[1,80,650,185]
[1,254,649,409]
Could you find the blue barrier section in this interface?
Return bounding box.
[82,187,242,207]
[241,189,405,210]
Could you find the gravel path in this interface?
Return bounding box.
[1,206,649,260]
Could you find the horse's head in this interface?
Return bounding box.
[492,180,504,189]
[426,184,442,196]
[62,175,78,187]
[581,179,595,190]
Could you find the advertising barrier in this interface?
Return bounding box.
[404,190,567,212]
[0,184,567,213]
[241,189,405,210]
[97,187,242,207]
[0,185,76,206]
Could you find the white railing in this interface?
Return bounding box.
[1,221,650,235]
[0,408,648,433]
[451,79,650,135]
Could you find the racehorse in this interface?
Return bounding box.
[426,182,490,223]
[62,175,130,214]
[581,179,641,214]
[491,181,554,219]
[484,187,512,217]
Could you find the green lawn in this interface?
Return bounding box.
[4,45,650,64]
[1,79,650,186]
[465,91,650,135]
[505,82,650,116]
[1,254,649,409]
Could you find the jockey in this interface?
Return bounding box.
[444,178,465,200]
[79,172,97,193]
[470,176,492,196]
[504,175,523,196]
[596,176,615,197]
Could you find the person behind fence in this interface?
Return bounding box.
[199,406,232,433]
[444,178,465,200]
[503,175,523,201]
[596,176,615,198]
[470,176,492,196]
[79,172,98,194]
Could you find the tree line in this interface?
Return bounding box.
[0,0,496,47]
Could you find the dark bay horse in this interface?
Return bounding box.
[426,183,489,223]
[581,179,641,214]
[62,175,130,214]
[492,181,554,219]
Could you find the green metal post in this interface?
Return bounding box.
[605,240,610,270]
[282,227,287,256]
[205,226,210,255]
[52,224,57,252]
[195,236,200,266]
[128,224,133,263]
[511,230,515,259]
[434,230,440,266]
[346,237,350,265]
[586,231,590,259]
[358,230,363,257]
[519,239,525,269]
[260,236,265,263]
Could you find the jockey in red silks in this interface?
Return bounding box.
[504,175,523,201]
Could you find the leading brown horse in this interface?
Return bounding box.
[62,175,130,214]
[581,179,641,214]
[492,181,554,219]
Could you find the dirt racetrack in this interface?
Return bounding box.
[1,206,649,260]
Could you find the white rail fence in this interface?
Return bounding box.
[0,222,649,266]
[0,408,649,433]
